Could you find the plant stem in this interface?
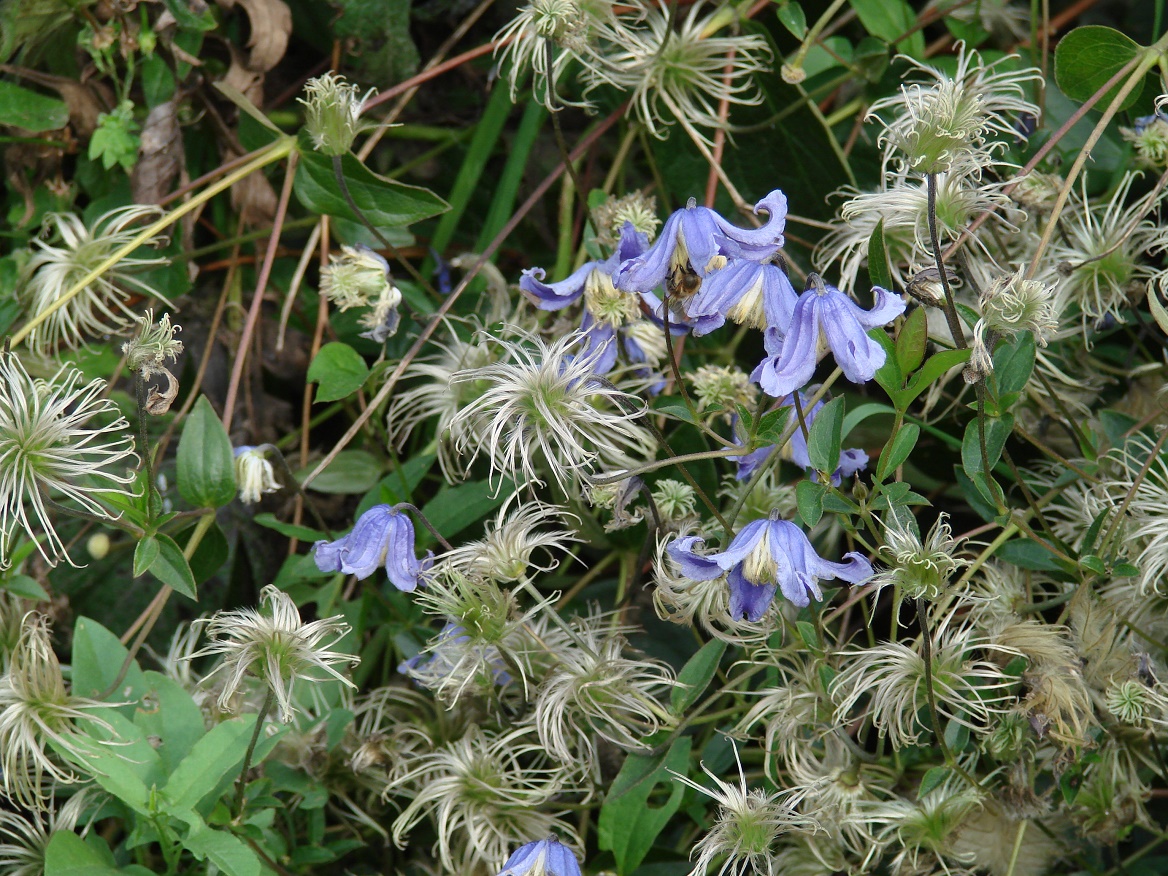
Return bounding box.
[234,687,276,819]
[926,172,967,349]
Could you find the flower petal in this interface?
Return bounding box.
[727,564,777,621]
[520,262,597,310]
[668,535,724,581]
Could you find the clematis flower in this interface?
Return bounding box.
[667,514,872,621]
[735,393,868,485]
[313,504,432,591]
[752,273,905,399]
[613,191,789,295]
[521,225,672,381]
[498,836,583,876]
[686,256,799,335]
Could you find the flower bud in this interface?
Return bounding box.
[591,192,661,247]
[299,73,374,157]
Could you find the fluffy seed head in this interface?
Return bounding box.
[0,614,114,808]
[188,585,359,723]
[320,244,393,311]
[0,354,137,568]
[672,744,817,876]
[868,45,1040,174]
[978,269,1059,343]
[595,1,772,144]
[592,191,661,246]
[448,327,655,493]
[19,206,170,354]
[870,512,964,600]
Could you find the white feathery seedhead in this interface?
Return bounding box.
[19,206,170,355]
[0,353,137,569]
[448,327,655,493]
[187,585,358,723]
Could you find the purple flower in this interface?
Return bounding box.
[313,504,432,591]
[613,191,789,294]
[520,223,649,311]
[735,393,868,485]
[686,257,798,336]
[498,837,582,876]
[752,274,905,399]
[667,515,872,621]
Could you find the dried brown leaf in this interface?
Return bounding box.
[217,0,291,72]
[131,100,183,204]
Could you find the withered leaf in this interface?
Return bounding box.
[131,100,183,204]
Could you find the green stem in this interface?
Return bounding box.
[926,172,967,349]
[234,687,276,819]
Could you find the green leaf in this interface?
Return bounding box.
[776,1,807,38]
[869,327,903,400]
[295,131,449,232]
[3,573,49,601]
[360,454,435,513]
[162,0,217,30]
[670,639,727,715]
[867,219,893,292]
[898,348,971,407]
[61,710,161,815]
[961,414,1013,478]
[996,538,1064,571]
[0,80,68,132]
[145,533,197,600]
[1055,26,1145,112]
[177,396,236,509]
[796,621,820,651]
[308,342,370,403]
[848,0,925,56]
[842,402,896,437]
[895,307,928,374]
[89,100,140,172]
[45,832,122,876]
[807,396,845,474]
[181,521,229,586]
[1079,555,1106,575]
[138,671,206,773]
[254,512,324,542]
[1114,562,1140,578]
[182,826,262,876]
[877,424,920,481]
[955,466,997,523]
[796,479,825,527]
[71,616,148,703]
[133,535,160,577]
[163,717,259,814]
[298,450,383,495]
[597,737,692,875]
[918,766,949,798]
[993,331,1036,398]
[419,479,511,541]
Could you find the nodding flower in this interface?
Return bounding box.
[668,513,872,621]
[752,273,905,399]
[313,505,433,591]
